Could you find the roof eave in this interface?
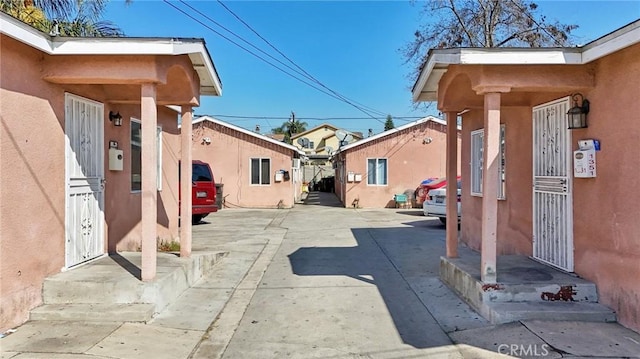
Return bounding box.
[334,116,455,154]
[0,12,222,97]
[189,116,302,154]
[412,19,640,103]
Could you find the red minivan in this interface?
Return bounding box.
[179,160,218,224]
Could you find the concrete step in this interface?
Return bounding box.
[485,301,617,324]
[481,282,599,303]
[441,254,601,307]
[42,251,228,313]
[30,303,155,322]
[440,251,618,325]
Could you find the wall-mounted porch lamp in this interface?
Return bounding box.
[109,111,123,127]
[567,93,589,129]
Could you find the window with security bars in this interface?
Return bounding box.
[470,126,505,199]
[250,158,271,185]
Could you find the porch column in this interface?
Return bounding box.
[141,83,158,282]
[445,111,459,258]
[180,106,193,258]
[481,92,501,283]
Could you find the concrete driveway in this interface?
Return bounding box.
[191,192,640,359]
[193,192,493,358]
[5,192,637,358]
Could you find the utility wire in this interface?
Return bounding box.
[181,0,384,121]
[205,114,423,121]
[177,1,320,87]
[215,0,387,118]
[163,1,356,111]
[164,0,386,124]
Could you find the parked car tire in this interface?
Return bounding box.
[439,217,447,224]
[192,214,203,224]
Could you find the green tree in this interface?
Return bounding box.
[401,0,577,82]
[384,115,394,131]
[1,0,124,36]
[277,112,307,144]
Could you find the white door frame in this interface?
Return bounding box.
[64,93,106,268]
[532,96,574,272]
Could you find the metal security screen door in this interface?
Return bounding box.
[65,93,105,268]
[532,97,574,271]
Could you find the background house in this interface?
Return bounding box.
[291,123,362,190]
[332,117,461,208]
[0,12,221,331]
[413,20,640,332]
[188,116,304,209]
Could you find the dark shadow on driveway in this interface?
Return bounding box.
[303,191,344,207]
[288,226,451,349]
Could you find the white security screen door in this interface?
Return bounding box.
[65,93,105,268]
[532,97,574,271]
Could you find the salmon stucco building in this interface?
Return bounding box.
[413,19,640,331]
[0,12,222,331]
[186,116,305,209]
[332,117,461,208]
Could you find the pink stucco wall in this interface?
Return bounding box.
[337,121,461,208]
[570,45,640,332]
[106,105,181,252]
[1,36,67,332]
[460,107,533,255]
[1,35,186,331]
[191,121,298,209]
[456,44,640,332]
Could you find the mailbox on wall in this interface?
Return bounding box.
[109,148,123,171]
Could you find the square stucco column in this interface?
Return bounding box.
[445,111,459,258]
[180,106,193,258]
[481,92,501,284]
[141,83,158,282]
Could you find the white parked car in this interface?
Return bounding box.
[423,179,462,224]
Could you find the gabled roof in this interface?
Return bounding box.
[320,130,363,141]
[265,133,286,142]
[185,116,305,155]
[333,116,457,154]
[0,12,222,96]
[413,19,640,102]
[290,123,340,139]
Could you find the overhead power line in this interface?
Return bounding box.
[200,114,423,122]
[162,0,387,124]
[214,0,387,118]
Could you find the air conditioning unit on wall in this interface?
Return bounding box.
[292,158,301,169]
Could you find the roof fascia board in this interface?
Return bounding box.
[458,48,582,64]
[1,12,54,53]
[1,13,222,96]
[413,20,640,103]
[189,116,302,154]
[581,21,640,63]
[412,52,460,102]
[334,116,457,154]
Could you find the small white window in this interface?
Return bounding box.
[156,126,162,191]
[470,125,505,199]
[367,158,388,186]
[250,158,271,185]
[130,119,162,192]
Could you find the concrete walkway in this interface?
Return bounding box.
[2,191,640,358]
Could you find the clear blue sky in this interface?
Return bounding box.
[104,1,640,135]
